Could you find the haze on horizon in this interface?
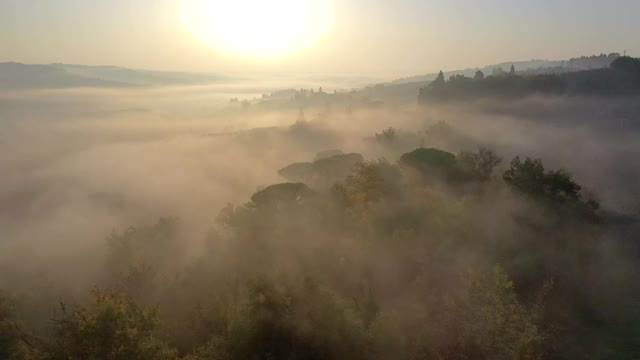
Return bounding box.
[1,0,639,78]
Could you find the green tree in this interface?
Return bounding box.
[250,183,314,208]
[311,153,364,185]
[503,157,546,197]
[188,278,370,360]
[44,290,177,360]
[334,159,402,210]
[503,156,588,206]
[458,147,502,182]
[444,267,543,360]
[278,152,363,187]
[543,169,581,201]
[399,148,457,182]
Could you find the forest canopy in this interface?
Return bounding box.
[3,132,637,359]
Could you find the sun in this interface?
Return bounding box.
[181,0,332,59]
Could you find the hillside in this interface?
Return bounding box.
[342,53,625,105]
[0,62,226,89]
[391,53,621,85]
[418,56,640,102]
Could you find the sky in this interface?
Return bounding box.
[1,0,639,78]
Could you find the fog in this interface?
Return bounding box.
[1,84,640,359]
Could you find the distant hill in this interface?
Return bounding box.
[0,62,226,89]
[391,53,621,85]
[248,54,636,110]
[343,53,625,105]
[418,56,640,102]
[391,59,563,85]
[0,62,128,89]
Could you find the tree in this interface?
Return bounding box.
[492,67,507,77]
[432,71,446,86]
[375,267,544,360]
[278,153,364,188]
[105,218,182,288]
[442,267,543,360]
[333,159,402,212]
[45,290,177,360]
[374,127,397,145]
[474,70,485,80]
[278,162,314,182]
[399,148,457,180]
[503,156,546,197]
[187,278,371,360]
[312,153,364,183]
[543,169,581,201]
[250,183,314,208]
[510,64,516,75]
[458,148,502,182]
[610,56,640,73]
[503,156,585,204]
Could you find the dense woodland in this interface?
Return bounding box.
[419,56,640,102]
[394,53,622,85]
[2,119,639,359]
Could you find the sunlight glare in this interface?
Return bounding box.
[181,0,332,59]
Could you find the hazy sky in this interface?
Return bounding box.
[1,0,639,77]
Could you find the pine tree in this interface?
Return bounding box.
[433,71,445,86]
